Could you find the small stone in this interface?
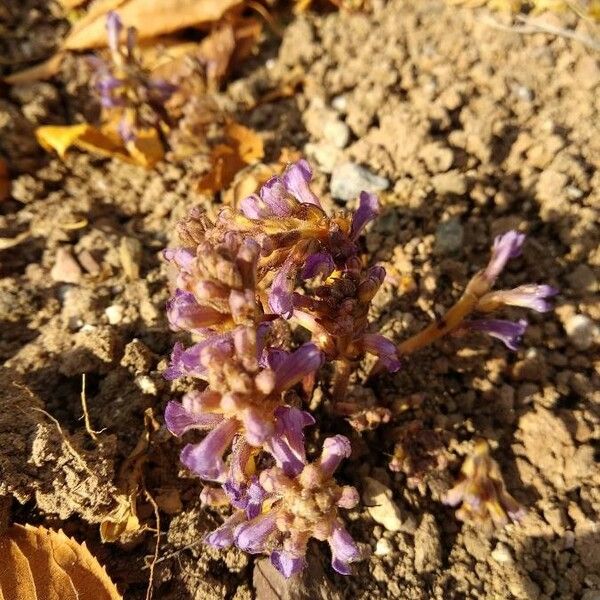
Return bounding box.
[77,250,101,275]
[105,304,124,325]
[322,119,350,149]
[374,538,393,557]
[431,170,467,195]
[119,236,142,280]
[135,375,157,395]
[305,142,342,174]
[435,218,464,254]
[582,592,600,600]
[414,514,442,573]
[565,314,598,350]
[51,247,82,284]
[361,477,408,533]
[331,95,348,112]
[491,542,514,564]
[330,163,389,202]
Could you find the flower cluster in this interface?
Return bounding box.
[88,12,176,142]
[162,158,556,575]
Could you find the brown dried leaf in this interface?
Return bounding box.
[198,122,264,194]
[0,524,122,600]
[0,160,10,202]
[64,0,244,50]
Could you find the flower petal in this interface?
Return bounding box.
[234,513,278,554]
[273,343,324,391]
[319,435,352,478]
[270,550,307,578]
[328,523,360,575]
[268,257,298,318]
[282,159,321,208]
[482,284,558,313]
[467,318,528,351]
[164,400,223,436]
[301,251,335,279]
[106,11,123,54]
[166,289,225,332]
[206,511,247,548]
[483,230,526,284]
[362,333,400,372]
[180,418,239,481]
[350,191,379,240]
[242,406,275,446]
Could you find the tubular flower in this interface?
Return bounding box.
[89,12,176,142]
[443,439,525,528]
[164,332,323,480]
[206,435,362,578]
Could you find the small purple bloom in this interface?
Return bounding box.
[350,192,379,240]
[234,513,278,554]
[180,418,239,481]
[206,511,247,548]
[166,289,225,332]
[242,406,275,446]
[269,256,297,318]
[319,435,352,479]
[273,343,324,392]
[483,230,526,284]
[282,159,322,208]
[328,523,360,575]
[484,284,558,313]
[260,177,296,217]
[362,333,401,372]
[106,11,123,54]
[163,336,232,381]
[467,318,528,351]
[164,399,223,436]
[267,406,315,477]
[271,550,307,578]
[302,251,335,279]
[163,247,195,272]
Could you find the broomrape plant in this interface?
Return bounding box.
[163,159,556,576]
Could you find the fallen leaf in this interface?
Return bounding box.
[35,121,164,168]
[0,231,30,250]
[198,121,264,194]
[0,524,122,600]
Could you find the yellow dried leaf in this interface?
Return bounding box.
[198,122,264,195]
[125,127,165,168]
[0,524,122,600]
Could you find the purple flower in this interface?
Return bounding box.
[271,550,307,578]
[467,318,528,351]
[242,406,275,446]
[234,512,278,554]
[281,159,322,208]
[267,406,315,477]
[328,523,361,575]
[206,511,247,548]
[362,333,401,372]
[106,11,123,54]
[164,398,223,436]
[319,435,352,479]
[481,284,558,313]
[166,289,225,332]
[163,336,231,380]
[483,230,526,284]
[273,343,324,391]
[223,476,268,519]
[180,418,240,481]
[302,251,335,279]
[268,255,297,318]
[350,192,379,240]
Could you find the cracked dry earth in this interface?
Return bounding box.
[0,0,599,599]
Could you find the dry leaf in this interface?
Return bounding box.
[35,122,164,168]
[198,122,264,194]
[0,524,122,600]
[100,409,160,543]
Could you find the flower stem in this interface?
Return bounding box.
[331,359,353,402]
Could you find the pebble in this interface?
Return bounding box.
[582,591,600,600]
[51,247,82,284]
[431,170,467,195]
[435,218,464,254]
[135,375,157,395]
[565,314,598,350]
[414,514,442,573]
[491,542,514,564]
[374,538,394,557]
[105,304,124,325]
[361,476,410,533]
[330,163,389,201]
[331,94,348,112]
[304,142,342,174]
[322,118,350,149]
